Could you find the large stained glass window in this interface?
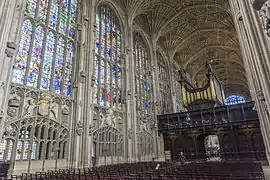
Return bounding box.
[12,0,77,96]
[134,33,153,119]
[94,4,122,109]
[225,95,246,105]
[157,52,171,115]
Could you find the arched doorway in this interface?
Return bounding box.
[204,135,221,161]
[197,134,221,161]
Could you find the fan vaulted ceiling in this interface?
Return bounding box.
[111,0,250,98]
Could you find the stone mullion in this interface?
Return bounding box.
[96,6,102,105]
[49,4,61,92]
[135,45,139,116]
[104,7,108,107]
[60,0,71,95]
[136,45,141,117]
[27,124,35,171]
[109,13,113,108]
[141,47,145,116]
[114,22,119,110]
[116,34,121,110]
[140,47,144,116]
[23,0,40,86]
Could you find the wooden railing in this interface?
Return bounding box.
[158,101,258,132]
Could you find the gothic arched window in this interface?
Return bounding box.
[157,52,171,115]
[134,33,153,119]
[12,0,77,96]
[225,95,246,105]
[94,4,122,109]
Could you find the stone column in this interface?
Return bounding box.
[70,0,96,168]
[229,0,270,162]
[0,0,26,138]
[125,15,137,162]
[151,34,160,159]
[81,0,96,168]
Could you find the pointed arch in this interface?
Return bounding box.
[12,0,77,97]
[133,31,154,119]
[94,3,124,109]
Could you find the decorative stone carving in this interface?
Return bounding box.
[7,94,21,118]
[62,105,69,115]
[22,98,36,117]
[76,121,83,135]
[7,107,18,117]
[5,42,17,58]
[128,128,132,139]
[49,102,58,120]
[260,0,270,37]
[91,75,96,87]
[8,94,21,107]
[89,123,97,135]
[101,108,116,127]
[38,102,50,116]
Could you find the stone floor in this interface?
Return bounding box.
[263,166,270,180]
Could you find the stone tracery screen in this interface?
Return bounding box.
[94,5,122,109]
[12,0,77,96]
[133,33,153,119]
[157,52,171,115]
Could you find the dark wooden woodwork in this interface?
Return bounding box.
[158,101,268,164]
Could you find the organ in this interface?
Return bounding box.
[179,62,225,111]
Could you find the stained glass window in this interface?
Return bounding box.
[12,0,77,96]
[94,4,122,109]
[134,33,153,119]
[0,140,6,161]
[31,141,37,160]
[225,95,246,105]
[15,141,23,160]
[157,52,171,115]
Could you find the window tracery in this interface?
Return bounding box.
[91,4,124,162]
[225,95,246,105]
[94,4,122,109]
[134,33,153,120]
[0,118,68,162]
[157,52,171,115]
[12,0,77,96]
